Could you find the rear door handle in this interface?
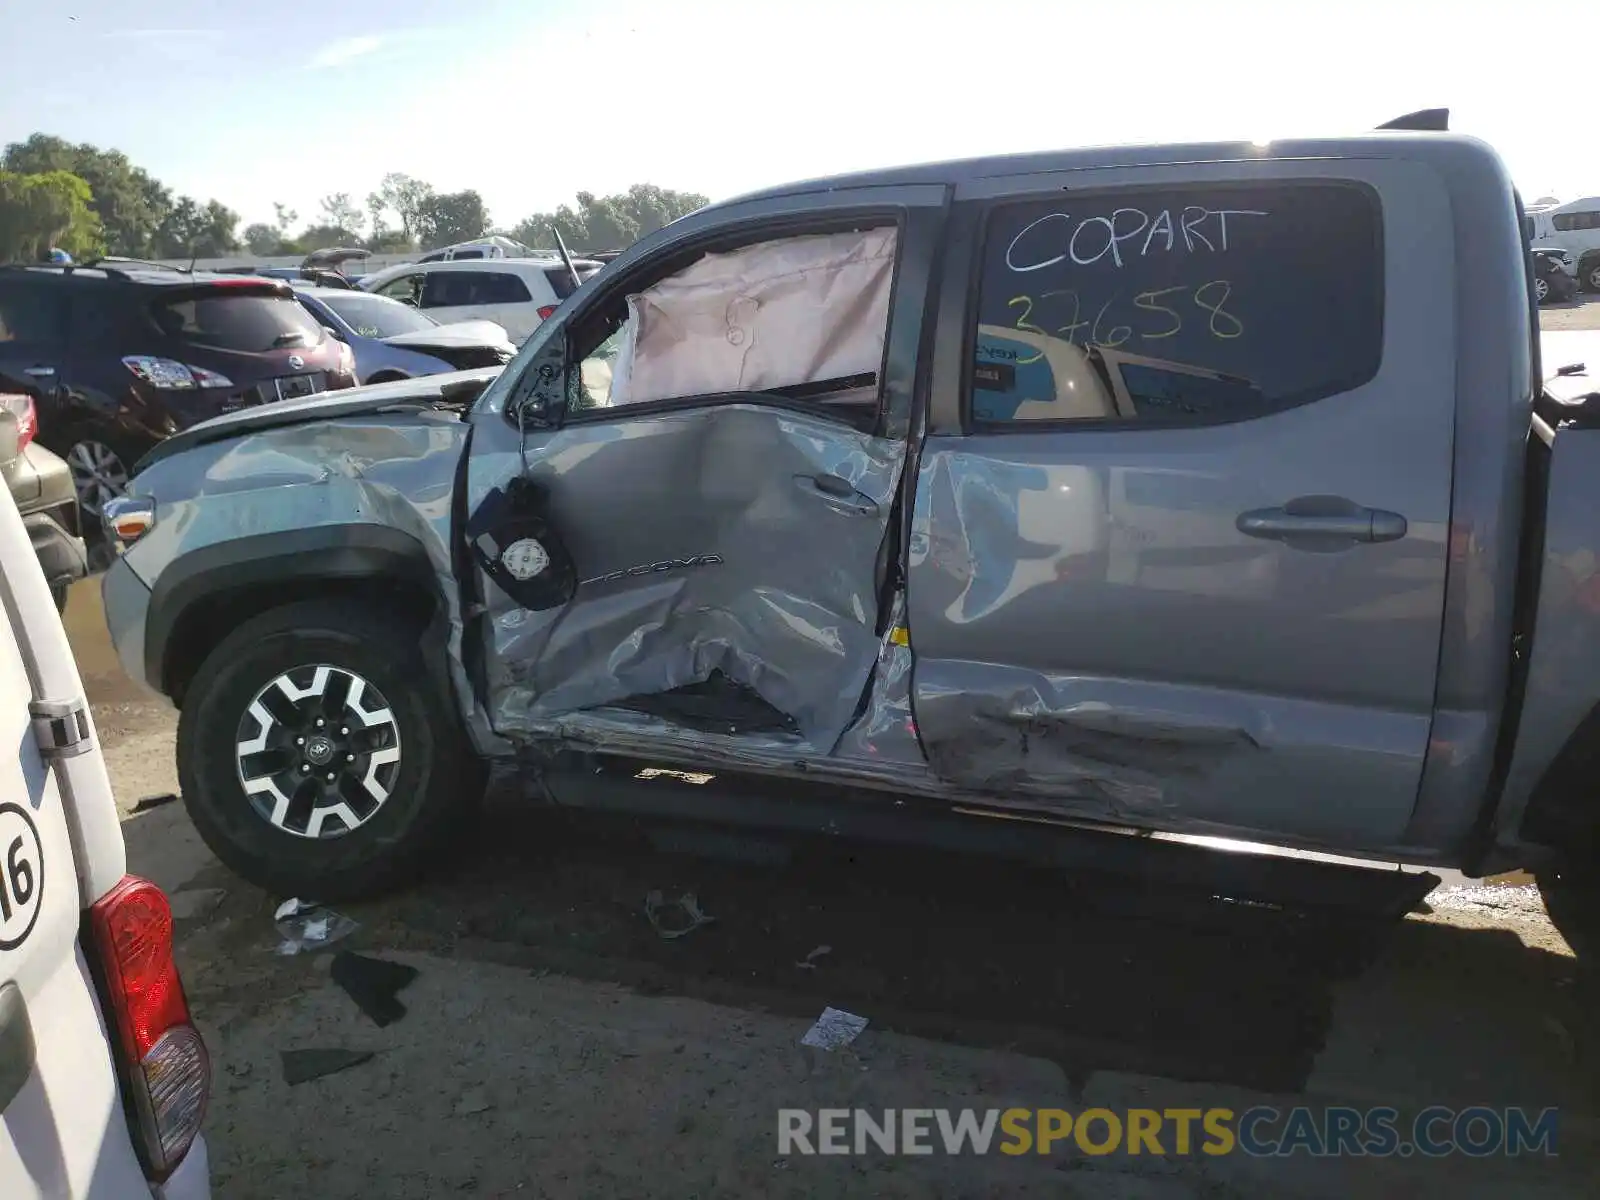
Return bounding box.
[0,983,36,1113]
[793,473,879,517]
[1237,496,1407,548]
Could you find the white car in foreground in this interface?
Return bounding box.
[358,255,604,344]
[0,478,210,1196]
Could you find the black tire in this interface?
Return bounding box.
[364,371,411,385]
[50,582,69,614]
[1582,258,1600,293]
[49,426,141,521]
[1536,862,1599,971]
[177,598,486,900]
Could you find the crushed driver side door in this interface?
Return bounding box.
[463,186,946,754]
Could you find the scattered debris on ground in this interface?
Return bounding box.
[800,1006,869,1050]
[280,1048,375,1086]
[795,944,832,970]
[273,897,359,956]
[331,952,420,1027]
[131,792,179,813]
[644,889,716,939]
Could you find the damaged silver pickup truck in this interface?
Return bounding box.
[98,121,1600,921]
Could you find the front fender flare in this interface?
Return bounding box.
[146,524,441,695]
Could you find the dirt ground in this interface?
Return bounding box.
[66,298,1600,1197]
[1535,291,1600,331]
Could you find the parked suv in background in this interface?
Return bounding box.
[358,257,604,344]
[1533,248,1578,305]
[1,392,86,610]
[1528,196,1600,291]
[0,265,356,521]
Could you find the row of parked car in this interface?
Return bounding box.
[0,244,607,587]
[1528,194,1600,306]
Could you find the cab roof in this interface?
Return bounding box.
[715,130,1496,209]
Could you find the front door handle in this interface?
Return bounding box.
[23,366,55,378]
[793,473,879,517]
[1237,496,1407,549]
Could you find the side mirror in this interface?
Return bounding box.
[512,392,551,429]
[1556,362,1587,377]
[0,410,19,463]
[323,325,346,342]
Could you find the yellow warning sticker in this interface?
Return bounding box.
[889,627,910,647]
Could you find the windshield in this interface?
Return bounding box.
[152,290,326,352]
[318,292,439,338]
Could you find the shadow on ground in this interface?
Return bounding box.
[125,789,1599,1111]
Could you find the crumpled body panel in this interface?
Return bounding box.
[119,413,502,752]
[608,228,897,407]
[481,405,904,750]
[834,592,923,766]
[904,442,1434,844]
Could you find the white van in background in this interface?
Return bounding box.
[415,235,538,263]
[0,482,211,1197]
[1528,196,1600,291]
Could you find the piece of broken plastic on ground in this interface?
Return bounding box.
[273,896,360,956]
[795,944,832,969]
[644,890,716,939]
[331,951,420,1027]
[800,1006,869,1050]
[280,1048,374,1086]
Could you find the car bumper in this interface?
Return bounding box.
[102,556,156,691]
[25,509,87,592]
[155,1134,211,1200]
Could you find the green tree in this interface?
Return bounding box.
[272,202,298,237]
[364,191,388,239]
[242,222,281,255]
[0,169,102,260]
[297,223,363,251]
[511,184,707,254]
[417,190,489,249]
[365,228,415,253]
[152,197,240,258]
[1,134,163,254]
[375,173,435,244]
[317,192,365,240]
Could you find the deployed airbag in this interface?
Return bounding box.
[607,227,898,407]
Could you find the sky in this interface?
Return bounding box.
[2,0,1596,234]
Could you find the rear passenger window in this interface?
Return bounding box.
[545,265,602,300]
[473,272,531,304]
[425,271,531,307]
[970,182,1383,425]
[0,282,66,345]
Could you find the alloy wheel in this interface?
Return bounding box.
[1590,265,1600,292]
[234,664,403,839]
[1535,276,1550,303]
[66,440,129,517]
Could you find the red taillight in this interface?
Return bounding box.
[89,876,209,1180]
[0,393,36,450]
[200,277,288,292]
[537,304,558,320]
